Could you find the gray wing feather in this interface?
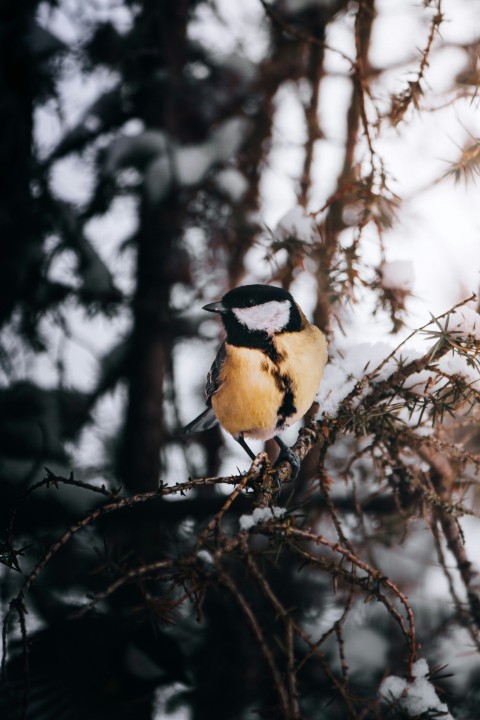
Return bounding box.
[182,406,218,434]
[182,343,226,434]
[205,342,226,404]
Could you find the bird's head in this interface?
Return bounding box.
[203,284,303,342]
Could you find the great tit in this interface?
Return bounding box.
[183,284,328,477]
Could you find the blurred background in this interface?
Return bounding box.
[1,0,480,718]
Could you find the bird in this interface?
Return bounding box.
[183,284,328,481]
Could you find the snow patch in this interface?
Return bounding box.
[447,306,480,340]
[215,168,248,202]
[196,549,214,565]
[379,658,455,719]
[275,206,318,243]
[317,342,398,417]
[144,155,172,203]
[381,260,414,291]
[213,117,248,159]
[174,118,248,187]
[175,144,216,187]
[106,118,249,202]
[402,349,480,396]
[105,131,169,175]
[437,351,480,385]
[239,506,286,531]
[402,369,434,394]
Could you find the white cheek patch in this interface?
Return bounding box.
[233,300,291,333]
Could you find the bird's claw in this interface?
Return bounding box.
[272,439,301,489]
[244,445,299,499]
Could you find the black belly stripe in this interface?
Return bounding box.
[274,372,297,428]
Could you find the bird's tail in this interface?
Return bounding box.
[182,407,218,434]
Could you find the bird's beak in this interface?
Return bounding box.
[202,301,227,314]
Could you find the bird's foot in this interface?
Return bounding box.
[272,438,301,489]
[243,444,299,499]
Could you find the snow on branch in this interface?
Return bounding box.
[380,658,455,719]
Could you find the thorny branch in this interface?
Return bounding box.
[2,294,479,718]
[217,567,291,718]
[389,0,444,126]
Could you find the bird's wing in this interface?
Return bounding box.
[205,341,227,404]
[182,343,227,434]
[182,406,217,434]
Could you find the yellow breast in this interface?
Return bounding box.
[275,324,328,424]
[211,325,327,440]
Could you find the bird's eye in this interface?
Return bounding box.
[246,298,256,307]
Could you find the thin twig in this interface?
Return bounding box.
[279,526,417,675]
[217,566,290,718]
[73,559,174,617]
[286,618,302,720]
[195,452,267,547]
[240,537,357,717]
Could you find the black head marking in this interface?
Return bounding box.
[221,284,294,310]
[216,284,303,352]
